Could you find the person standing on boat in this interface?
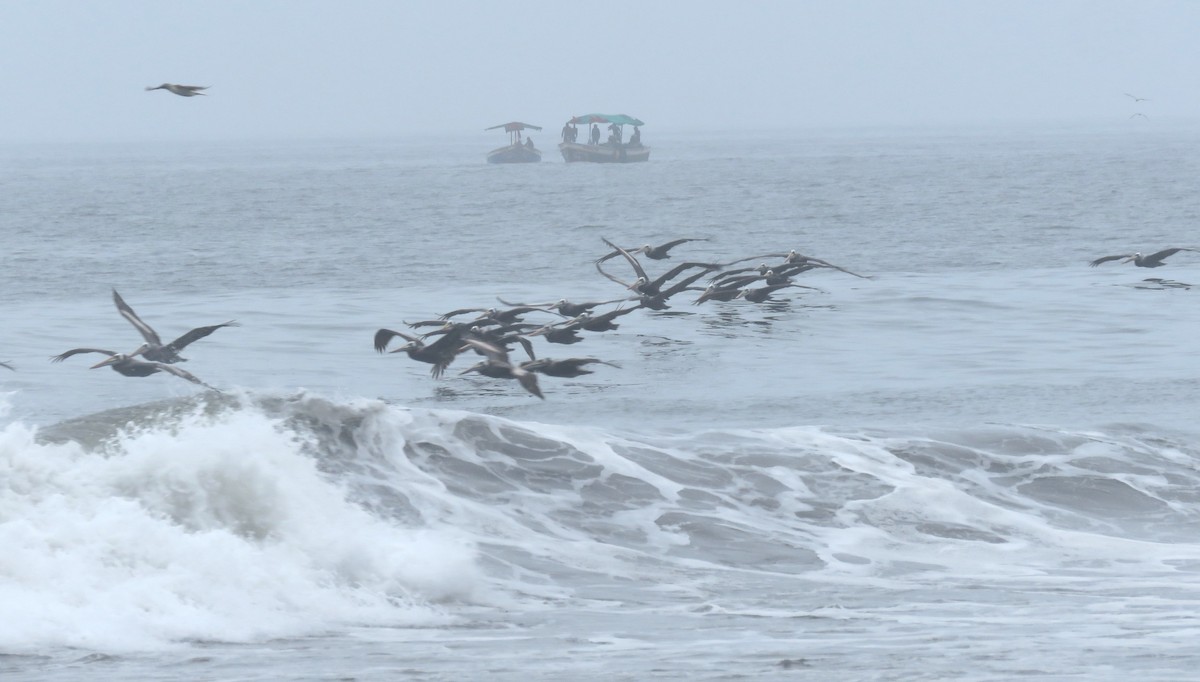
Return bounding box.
[630,126,641,147]
[590,123,600,145]
[561,122,572,143]
[608,122,622,144]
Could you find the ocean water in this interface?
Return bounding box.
[3,123,1200,680]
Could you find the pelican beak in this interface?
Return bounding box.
[90,356,118,369]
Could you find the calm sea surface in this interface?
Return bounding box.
[3,124,1200,680]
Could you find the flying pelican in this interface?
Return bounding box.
[1125,93,1149,102]
[145,83,209,97]
[597,238,719,296]
[522,357,620,378]
[1089,247,1196,268]
[112,289,239,363]
[598,238,708,262]
[737,282,814,303]
[457,339,543,399]
[50,347,219,390]
[497,297,631,317]
[0,361,13,371]
[374,325,476,378]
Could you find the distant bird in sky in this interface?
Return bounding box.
[1130,113,1149,120]
[1125,93,1149,103]
[1089,247,1196,268]
[0,361,13,371]
[145,83,209,97]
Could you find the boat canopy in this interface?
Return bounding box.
[486,122,542,132]
[568,114,644,127]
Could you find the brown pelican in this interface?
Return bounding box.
[597,238,719,296]
[145,83,209,97]
[1125,93,1150,102]
[1089,247,1196,268]
[719,250,870,279]
[50,347,219,390]
[574,306,641,332]
[374,326,473,378]
[457,339,544,399]
[497,297,631,317]
[523,357,620,378]
[112,289,239,363]
[598,238,708,262]
[693,282,744,304]
[738,283,813,303]
[524,320,586,345]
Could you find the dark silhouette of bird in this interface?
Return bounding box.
[1125,93,1150,103]
[146,83,209,97]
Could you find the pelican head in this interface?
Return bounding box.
[1123,253,1142,264]
[628,276,648,291]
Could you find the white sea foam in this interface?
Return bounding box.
[0,397,484,653]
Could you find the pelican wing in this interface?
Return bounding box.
[50,348,118,363]
[1088,254,1132,267]
[112,290,164,346]
[1144,247,1193,265]
[166,321,240,352]
[153,362,217,389]
[374,328,419,353]
[601,238,649,282]
[0,361,13,371]
[461,338,509,364]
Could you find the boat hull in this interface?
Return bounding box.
[558,142,650,163]
[487,144,542,164]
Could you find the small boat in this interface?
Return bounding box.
[558,114,650,163]
[485,122,542,164]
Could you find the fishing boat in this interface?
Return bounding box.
[558,114,650,163]
[485,122,542,164]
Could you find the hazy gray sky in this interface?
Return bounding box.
[2,0,1196,142]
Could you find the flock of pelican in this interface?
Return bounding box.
[370,238,868,399]
[4,240,1193,396]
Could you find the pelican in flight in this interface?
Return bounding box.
[0,361,13,371]
[1089,247,1196,268]
[1125,93,1150,103]
[145,83,209,97]
[112,289,239,363]
[50,347,219,390]
[457,339,544,399]
[598,238,708,262]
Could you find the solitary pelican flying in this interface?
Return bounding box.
[145,83,209,97]
[1089,247,1196,268]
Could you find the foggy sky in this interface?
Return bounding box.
[2,0,1196,142]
